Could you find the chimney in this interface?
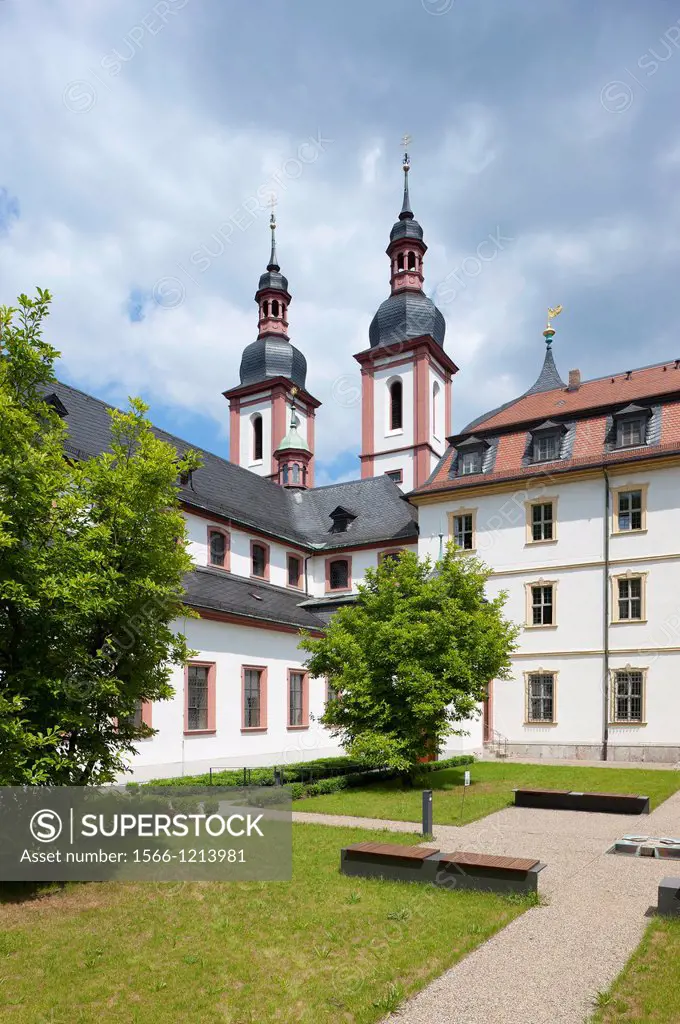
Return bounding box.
[567,368,581,391]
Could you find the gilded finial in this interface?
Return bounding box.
[290,385,299,398]
[543,304,563,345]
[401,133,411,172]
[266,194,279,272]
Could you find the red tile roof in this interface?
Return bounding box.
[413,391,680,498]
[467,360,680,433]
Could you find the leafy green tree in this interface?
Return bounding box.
[300,546,519,779]
[0,290,200,784]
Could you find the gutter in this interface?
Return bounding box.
[602,468,610,761]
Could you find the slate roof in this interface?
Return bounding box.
[47,380,418,552]
[183,566,326,631]
[369,290,446,350]
[412,359,680,499]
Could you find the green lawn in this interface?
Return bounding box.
[298,761,680,826]
[0,824,529,1024]
[591,916,680,1022]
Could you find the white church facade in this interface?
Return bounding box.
[51,156,680,778]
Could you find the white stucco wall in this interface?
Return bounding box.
[373,361,415,452]
[239,397,272,476]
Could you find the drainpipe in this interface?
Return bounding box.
[602,468,610,761]
[304,555,312,596]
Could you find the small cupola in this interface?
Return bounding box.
[273,388,312,489]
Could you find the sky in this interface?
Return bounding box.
[2,0,680,484]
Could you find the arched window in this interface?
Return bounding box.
[208,528,229,569]
[328,558,350,591]
[432,381,440,438]
[389,379,403,431]
[396,252,405,271]
[292,463,300,484]
[252,414,263,462]
[272,299,279,318]
[407,250,416,271]
[262,300,269,317]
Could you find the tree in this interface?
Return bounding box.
[0,290,200,784]
[300,546,519,779]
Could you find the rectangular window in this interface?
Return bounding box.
[527,673,555,723]
[617,577,643,620]
[326,680,338,704]
[208,529,228,568]
[612,670,644,722]
[452,513,474,550]
[187,665,209,732]
[531,584,554,626]
[617,490,643,532]
[616,419,644,448]
[532,434,560,463]
[329,559,350,590]
[251,542,268,579]
[386,469,403,484]
[288,670,307,727]
[243,668,263,729]
[460,451,481,475]
[287,554,302,588]
[531,502,554,542]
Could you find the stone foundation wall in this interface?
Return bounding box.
[487,742,680,763]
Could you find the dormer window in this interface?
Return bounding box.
[530,421,565,464]
[455,436,488,476]
[461,451,482,475]
[613,405,650,449]
[329,505,357,534]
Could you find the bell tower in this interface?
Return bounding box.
[223,209,321,483]
[355,151,458,491]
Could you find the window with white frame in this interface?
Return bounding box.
[530,502,554,542]
[532,433,560,463]
[617,490,643,532]
[617,577,643,620]
[460,451,482,475]
[389,379,403,431]
[452,513,474,550]
[526,672,555,723]
[612,670,644,722]
[530,583,554,626]
[616,418,644,449]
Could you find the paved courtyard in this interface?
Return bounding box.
[294,790,680,1023]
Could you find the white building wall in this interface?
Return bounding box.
[125,616,340,781]
[373,450,414,491]
[428,363,447,454]
[184,513,303,591]
[373,361,415,453]
[239,397,272,476]
[417,463,680,760]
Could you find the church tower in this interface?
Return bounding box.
[224,212,320,483]
[355,153,458,491]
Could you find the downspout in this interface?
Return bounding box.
[602,468,610,761]
[304,555,312,596]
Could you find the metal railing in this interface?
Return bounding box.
[486,729,509,759]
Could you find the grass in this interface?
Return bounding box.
[298,761,680,826]
[0,823,530,1024]
[590,916,680,1022]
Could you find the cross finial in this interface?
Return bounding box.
[401,134,411,171]
[268,193,277,230]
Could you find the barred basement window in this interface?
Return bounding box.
[617,490,643,532]
[531,584,554,626]
[531,502,554,542]
[187,665,209,731]
[527,673,555,723]
[289,671,306,727]
[612,670,644,722]
[243,669,263,728]
[452,513,474,550]
[618,577,642,620]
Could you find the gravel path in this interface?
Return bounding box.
[293,793,680,1024]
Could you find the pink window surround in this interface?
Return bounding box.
[241,665,268,731]
[141,700,153,728]
[385,469,403,484]
[250,539,270,581]
[286,551,304,589]
[183,661,216,735]
[378,549,405,563]
[207,525,231,570]
[287,669,309,729]
[325,555,352,593]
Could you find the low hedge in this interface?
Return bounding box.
[148,753,475,798]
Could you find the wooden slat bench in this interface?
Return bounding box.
[514,788,650,814]
[340,842,545,893]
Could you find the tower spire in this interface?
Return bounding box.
[267,195,279,272]
[525,305,566,395]
[399,135,414,221]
